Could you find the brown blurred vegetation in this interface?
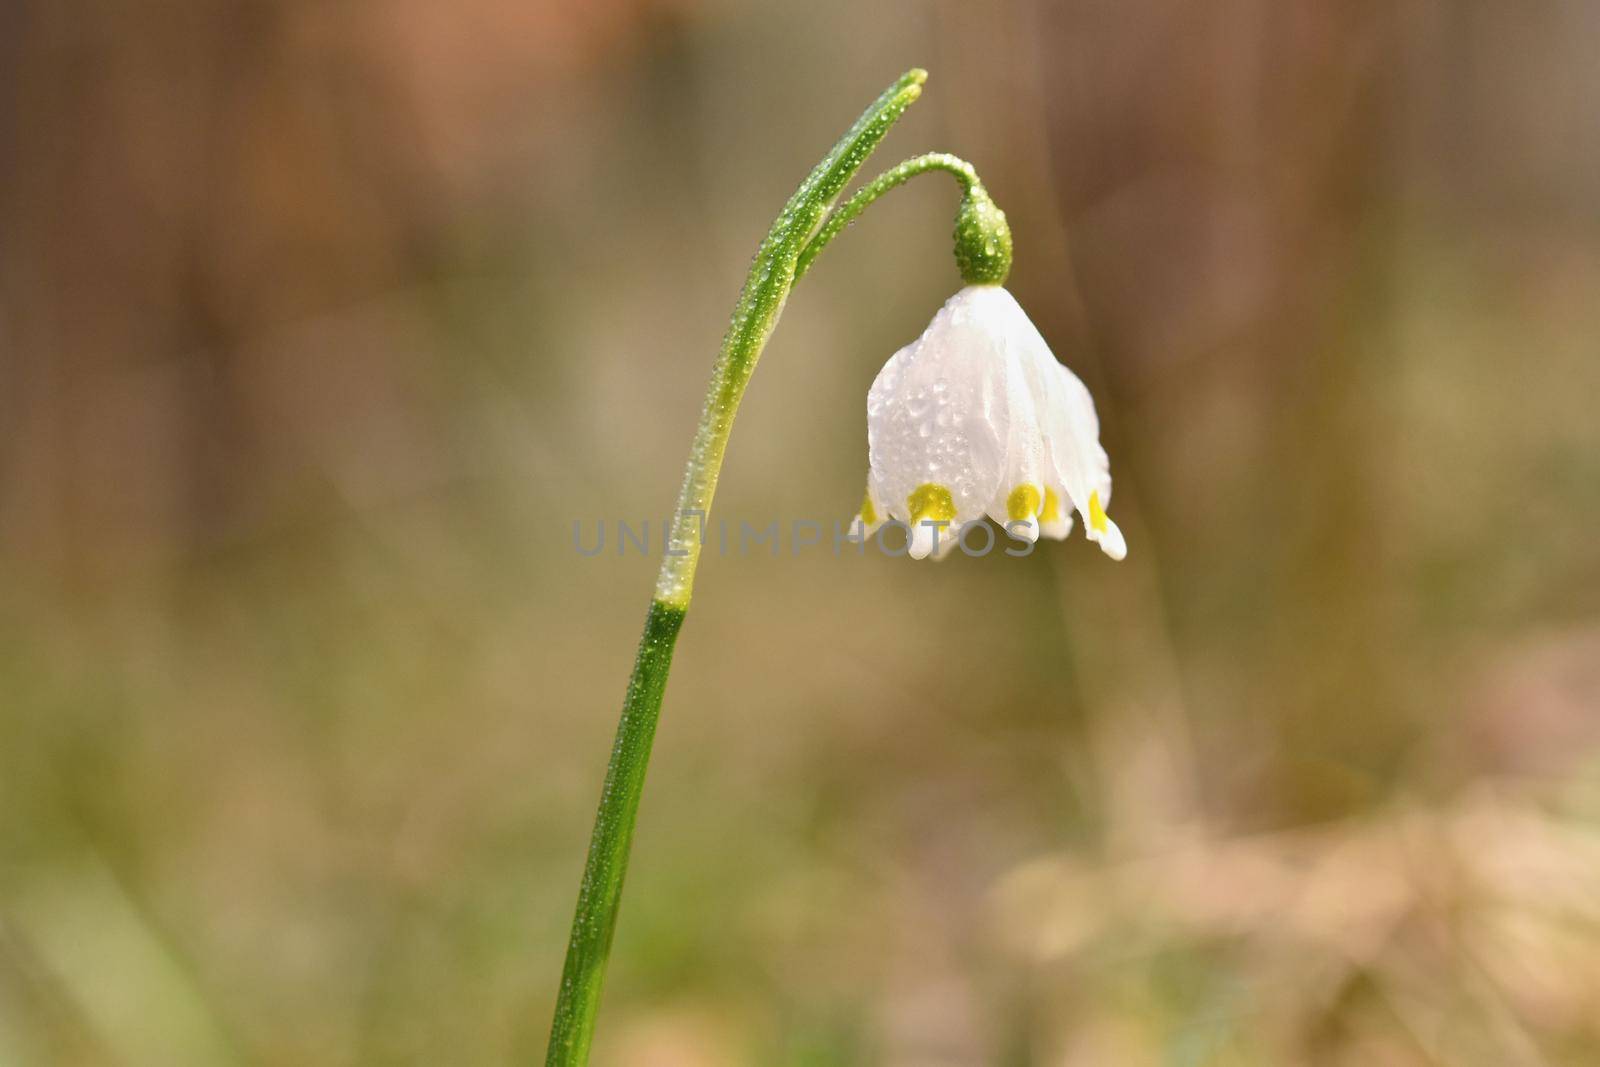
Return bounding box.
[3,2,1599,1064]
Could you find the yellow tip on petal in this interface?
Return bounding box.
[906,483,957,561]
[1088,490,1109,536]
[1006,484,1042,522]
[859,488,878,527]
[1041,487,1062,524]
[1085,490,1126,560]
[907,483,957,524]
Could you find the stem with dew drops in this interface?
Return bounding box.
[544,69,1014,1065]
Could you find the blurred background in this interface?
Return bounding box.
[3,2,1600,1064]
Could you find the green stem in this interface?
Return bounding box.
[794,152,978,280]
[543,599,683,1067]
[544,70,927,1067]
[544,68,1010,1066]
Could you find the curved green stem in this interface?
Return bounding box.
[794,152,979,280]
[545,68,1014,1066]
[545,70,927,1067]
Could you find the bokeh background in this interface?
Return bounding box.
[4,2,1600,1064]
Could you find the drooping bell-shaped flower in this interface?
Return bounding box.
[855,284,1126,561]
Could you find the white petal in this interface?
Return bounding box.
[1036,483,1075,542]
[1090,512,1127,560]
[983,346,1048,534]
[1009,515,1040,544]
[1029,345,1122,558]
[967,286,1119,552]
[1038,508,1074,541]
[851,480,886,538]
[909,519,957,560]
[866,287,1013,541]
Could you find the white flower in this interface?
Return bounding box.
[854,284,1126,561]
